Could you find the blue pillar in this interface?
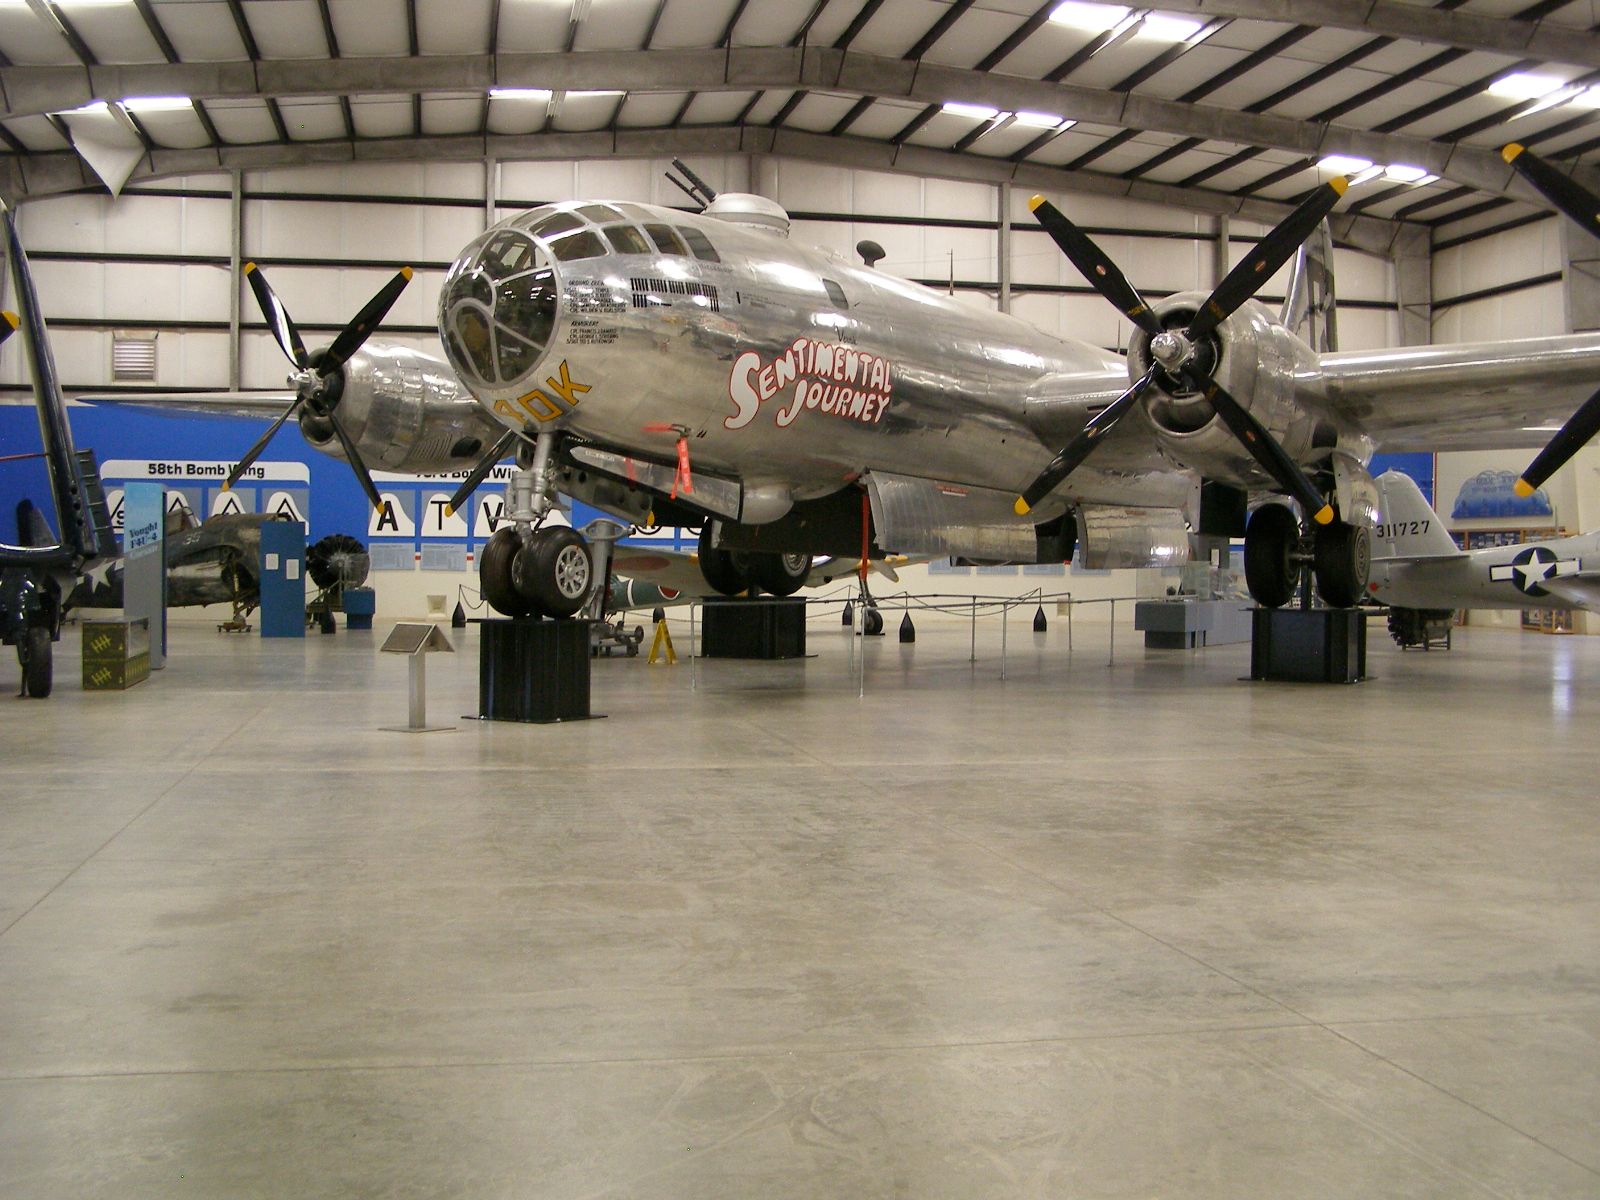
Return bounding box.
[259,521,306,638]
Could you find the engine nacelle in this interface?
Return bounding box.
[1127,293,1323,486]
[301,343,504,476]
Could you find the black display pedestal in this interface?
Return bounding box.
[701,598,807,659]
[1250,607,1366,684]
[476,618,598,723]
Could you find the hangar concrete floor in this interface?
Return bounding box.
[1,612,1596,1198]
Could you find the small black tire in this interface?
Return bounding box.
[20,625,52,698]
[697,523,749,596]
[481,527,535,618]
[861,606,884,636]
[747,552,813,597]
[1314,521,1371,609]
[1244,503,1300,609]
[514,526,593,618]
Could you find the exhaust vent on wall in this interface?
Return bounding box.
[112,330,157,382]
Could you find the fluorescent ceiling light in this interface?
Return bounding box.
[1522,424,1563,432]
[941,101,1002,121]
[568,90,623,98]
[489,88,554,101]
[54,100,110,116]
[1567,87,1600,109]
[1136,12,1205,42]
[120,96,193,113]
[1382,164,1430,183]
[1048,1,1131,32]
[1348,165,1385,185]
[1013,111,1074,130]
[1318,154,1372,174]
[1488,72,1567,101]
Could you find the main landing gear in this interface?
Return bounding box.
[479,431,595,620]
[696,524,812,598]
[1244,501,1370,609]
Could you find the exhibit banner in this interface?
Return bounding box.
[122,481,167,669]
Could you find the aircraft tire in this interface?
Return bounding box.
[697,524,749,596]
[1314,521,1371,609]
[20,625,52,699]
[861,606,884,636]
[747,552,812,596]
[1244,502,1299,608]
[481,528,536,618]
[514,527,593,619]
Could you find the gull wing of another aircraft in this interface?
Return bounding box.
[75,392,295,420]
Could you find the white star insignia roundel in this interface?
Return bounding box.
[1489,546,1579,596]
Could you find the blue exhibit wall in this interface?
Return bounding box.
[0,403,696,565]
[1368,451,1435,505]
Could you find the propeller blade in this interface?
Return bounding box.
[243,262,309,370]
[1187,177,1348,339]
[1502,143,1600,240]
[0,310,17,347]
[326,412,384,511]
[1014,368,1159,515]
[324,267,414,370]
[443,427,522,517]
[1516,382,1600,497]
[1028,196,1164,337]
[224,394,306,491]
[1185,368,1333,525]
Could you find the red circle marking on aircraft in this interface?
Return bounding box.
[660,587,680,600]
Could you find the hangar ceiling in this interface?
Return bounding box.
[2,0,1600,241]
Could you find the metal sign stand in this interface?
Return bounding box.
[379,622,457,732]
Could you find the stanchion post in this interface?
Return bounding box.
[1108,598,1116,666]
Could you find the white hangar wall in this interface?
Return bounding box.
[12,154,1593,626]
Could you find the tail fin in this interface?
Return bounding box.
[1280,219,1338,352]
[1373,470,1462,560]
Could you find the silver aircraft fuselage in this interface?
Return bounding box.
[434,196,1191,513]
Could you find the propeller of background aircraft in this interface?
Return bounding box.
[1502,142,1600,497]
[224,262,414,509]
[1015,179,1349,525]
[1,310,17,347]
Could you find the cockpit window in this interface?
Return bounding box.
[439,229,562,390]
[603,223,651,255]
[548,229,607,262]
[679,227,720,263]
[823,278,849,310]
[577,203,625,224]
[480,230,538,279]
[529,211,584,239]
[644,224,688,256]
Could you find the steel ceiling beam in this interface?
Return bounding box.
[1151,0,1600,70]
[0,46,1571,202]
[0,122,1415,255]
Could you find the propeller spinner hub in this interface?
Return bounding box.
[1150,330,1193,372]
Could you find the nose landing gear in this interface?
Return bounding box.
[478,431,596,620]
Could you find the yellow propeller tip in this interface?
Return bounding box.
[243,261,257,274]
[1312,504,1335,526]
[1513,478,1536,498]
[1329,176,1349,196]
[2,310,17,330]
[1013,497,1032,516]
[646,510,655,525]
[1502,143,1525,163]
[400,266,414,281]
[1027,194,1046,212]
[220,481,231,492]
[442,504,455,518]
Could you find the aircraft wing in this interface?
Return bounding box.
[1540,575,1600,611]
[73,392,295,420]
[1320,335,1600,453]
[608,546,711,596]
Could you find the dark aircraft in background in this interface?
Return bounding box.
[0,205,117,697]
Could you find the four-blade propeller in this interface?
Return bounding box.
[1502,142,1600,496]
[1016,179,1347,525]
[225,262,414,509]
